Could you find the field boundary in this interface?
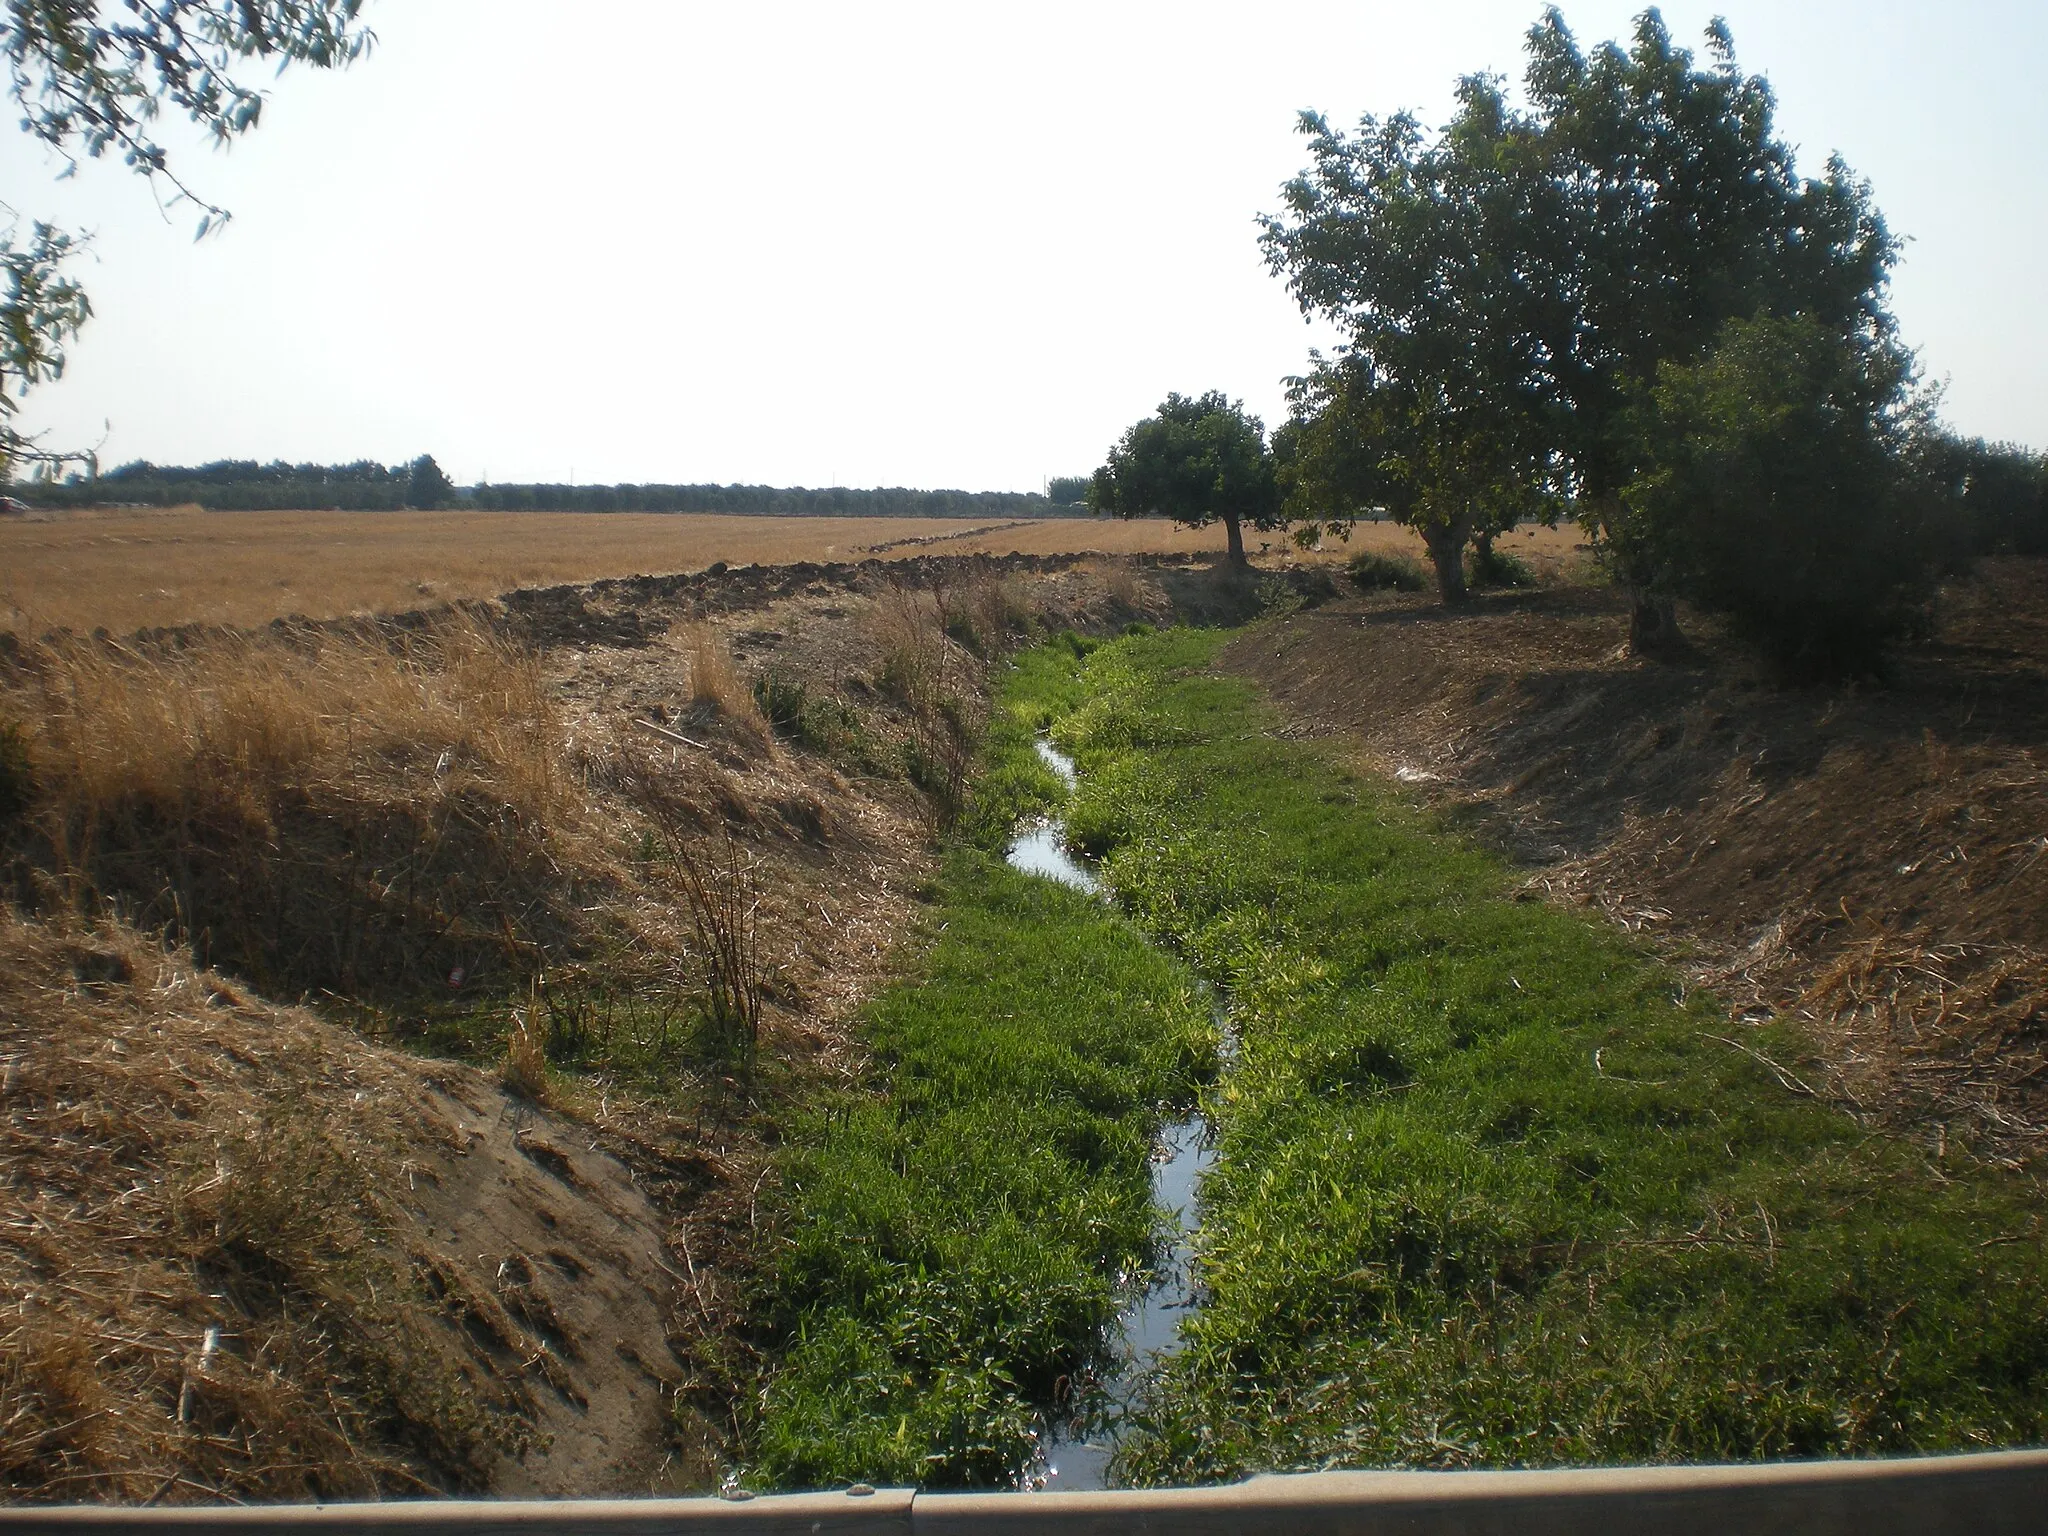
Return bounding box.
[5,1451,2047,1534]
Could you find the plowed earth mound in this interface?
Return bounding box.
[1223,558,2048,1167]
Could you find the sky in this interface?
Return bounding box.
[4,0,2043,492]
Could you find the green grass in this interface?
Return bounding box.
[745,636,1211,1489]
[1046,627,2048,1481]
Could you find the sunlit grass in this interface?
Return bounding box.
[746,645,1210,1488]
[1057,628,2048,1480]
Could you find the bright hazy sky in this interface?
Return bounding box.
[4,1,2043,491]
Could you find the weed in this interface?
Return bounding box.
[1,620,600,1004]
[747,848,1211,1488]
[649,820,764,1080]
[501,1006,551,1101]
[753,670,809,736]
[1469,539,1537,588]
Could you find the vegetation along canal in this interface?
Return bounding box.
[749,625,2048,1493]
[1006,733,1229,1490]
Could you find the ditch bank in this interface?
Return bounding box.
[744,621,2048,1494]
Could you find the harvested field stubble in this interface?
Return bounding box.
[1223,556,2048,1163]
[0,504,1586,636]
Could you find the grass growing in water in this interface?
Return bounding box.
[746,636,1210,1489]
[1049,628,2048,1479]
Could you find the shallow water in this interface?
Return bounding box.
[1003,736,1222,1491]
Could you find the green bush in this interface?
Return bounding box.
[1617,315,1951,676]
[753,670,809,735]
[1346,550,1429,592]
[1467,540,1535,588]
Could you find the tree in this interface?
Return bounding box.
[1261,73,1568,603]
[1,2,375,474]
[1262,8,1904,648]
[1278,349,1562,603]
[407,453,455,509]
[1086,392,1280,568]
[1614,314,1947,674]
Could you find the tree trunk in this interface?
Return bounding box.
[1420,514,1472,603]
[1471,528,1495,583]
[1222,512,1247,567]
[1627,589,1684,655]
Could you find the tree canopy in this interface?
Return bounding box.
[1,1,374,474]
[1263,7,1911,645]
[1086,391,1280,567]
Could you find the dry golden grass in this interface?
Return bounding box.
[684,623,768,744]
[0,504,1588,637]
[2,618,608,1003]
[0,914,495,1500]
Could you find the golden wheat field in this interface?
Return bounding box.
[0,505,1588,635]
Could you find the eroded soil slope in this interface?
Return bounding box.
[0,914,687,1500]
[1225,558,2048,1164]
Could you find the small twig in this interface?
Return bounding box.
[632,716,709,750]
[1705,1033,1820,1099]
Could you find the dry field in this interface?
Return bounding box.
[0,504,1587,636]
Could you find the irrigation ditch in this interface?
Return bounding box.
[1003,735,1233,1490]
[751,621,2048,1493]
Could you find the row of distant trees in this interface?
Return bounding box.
[1086,10,2048,676]
[13,458,1071,520]
[16,455,453,511]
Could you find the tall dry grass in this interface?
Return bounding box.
[0,619,606,1005]
[684,623,769,745]
[867,585,991,831]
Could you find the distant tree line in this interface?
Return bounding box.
[10,460,1072,519]
[464,482,1062,518]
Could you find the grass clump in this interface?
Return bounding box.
[1054,628,2048,1481]
[745,645,1211,1489]
[1346,549,1429,592]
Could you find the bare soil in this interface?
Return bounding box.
[1222,557,2048,1166]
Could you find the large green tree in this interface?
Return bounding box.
[1087,391,1281,568]
[1,1,374,474]
[1263,8,1904,648]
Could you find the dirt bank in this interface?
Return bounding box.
[1222,558,2048,1166]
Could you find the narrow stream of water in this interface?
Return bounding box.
[1004,736,1223,1491]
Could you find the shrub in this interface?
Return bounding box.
[1468,540,1535,588]
[1346,550,1429,592]
[1617,315,1950,676]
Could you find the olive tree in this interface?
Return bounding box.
[1,1,374,473]
[1087,391,1280,568]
